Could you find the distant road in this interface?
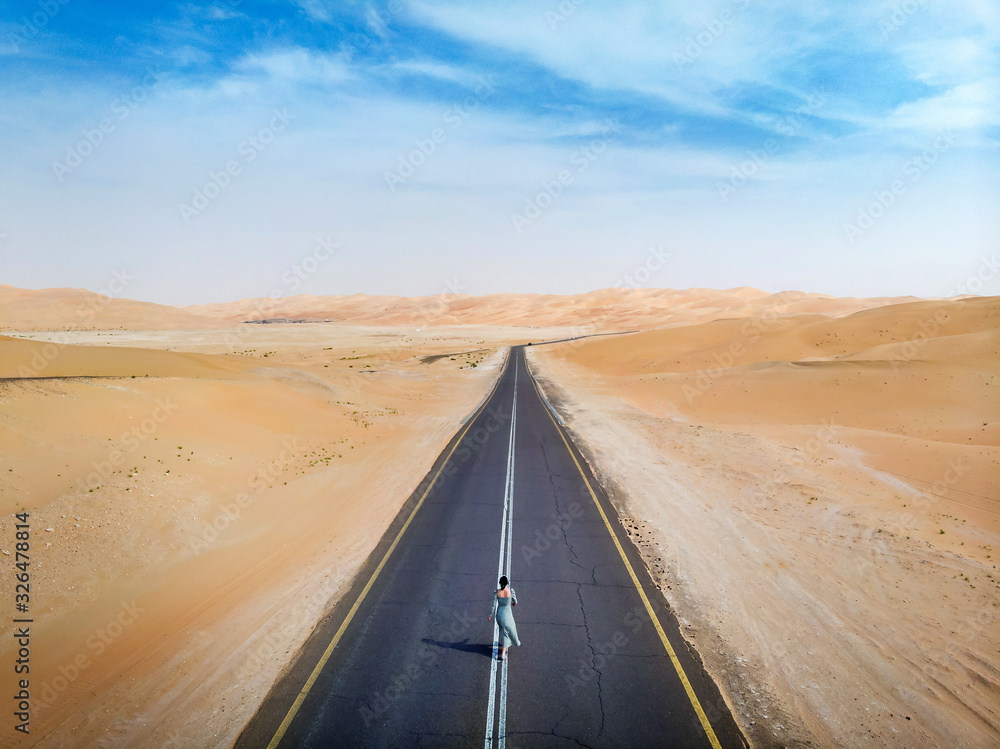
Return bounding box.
[237,347,746,748]
[526,329,641,347]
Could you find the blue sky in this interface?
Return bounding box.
[1,0,998,305]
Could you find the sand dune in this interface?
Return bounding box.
[185,287,922,330]
[0,336,257,379]
[2,284,994,747]
[0,286,223,331]
[549,297,999,448]
[3,283,924,335]
[0,325,522,747]
[559,296,996,374]
[528,296,1000,747]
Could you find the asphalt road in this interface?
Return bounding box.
[236,347,747,748]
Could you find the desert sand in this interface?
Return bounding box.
[0,285,222,332]
[184,287,921,330]
[0,312,574,747]
[2,285,996,748]
[527,295,999,747]
[0,283,920,333]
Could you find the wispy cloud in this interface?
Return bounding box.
[382,59,480,86]
[236,48,353,85]
[293,0,336,23]
[405,0,999,145]
[0,0,996,303]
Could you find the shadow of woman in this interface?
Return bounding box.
[421,637,494,658]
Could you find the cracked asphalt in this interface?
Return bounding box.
[236,347,747,748]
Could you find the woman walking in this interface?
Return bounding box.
[488,575,520,660]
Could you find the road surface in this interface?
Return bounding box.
[236,346,746,748]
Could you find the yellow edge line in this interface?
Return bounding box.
[526,365,723,749]
[265,363,503,748]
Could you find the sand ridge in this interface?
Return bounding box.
[2,283,925,334]
[0,324,553,747]
[528,295,999,747]
[182,287,922,329]
[0,285,222,332]
[1,284,995,747]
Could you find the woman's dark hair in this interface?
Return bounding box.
[499,576,509,589]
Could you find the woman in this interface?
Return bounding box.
[487,575,520,660]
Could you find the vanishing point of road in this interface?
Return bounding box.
[236,346,747,748]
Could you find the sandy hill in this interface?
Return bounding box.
[0,285,224,331]
[558,296,999,375]
[2,285,996,747]
[528,294,999,747]
[0,325,510,746]
[542,295,1000,447]
[1,284,924,332]
[0,335,258,379]
[185,287,921,329]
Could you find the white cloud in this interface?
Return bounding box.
[207,5,240,21]
[895,35,997,88]
[3,1,997,302]
[235,48,353,85]
[403,1,833,118]
[293,0,335,23]
[179,3,242,22]
[886,78,1000,132]
[405,0,1000,146]
[383,59,483,87]
[173,45,213,67]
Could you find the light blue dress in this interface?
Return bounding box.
[491,588,520,647]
